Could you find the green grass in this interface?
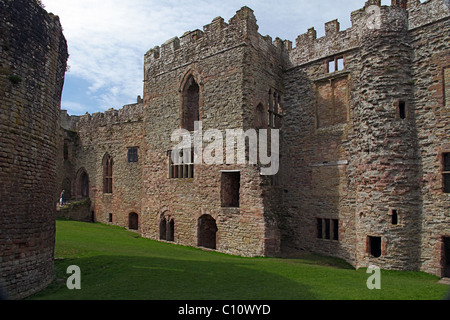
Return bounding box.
[29,220,449,300]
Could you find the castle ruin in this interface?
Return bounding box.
[58,0,449,279]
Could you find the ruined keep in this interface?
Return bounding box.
[60,0,449,277]
[0,0,68,299]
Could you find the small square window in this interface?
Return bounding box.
[128,147,138,163]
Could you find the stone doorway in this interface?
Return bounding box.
[198,214,218,250]
[444,237,450,278]
[129,212,139,230]
[160,213,174,242]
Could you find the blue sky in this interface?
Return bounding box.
[43,0,392,116]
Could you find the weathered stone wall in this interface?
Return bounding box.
[70,103,145,229]
[0,0,68,299]
[282,0,449,275]
[141,7,284,257]
[60,0,449,275]
[409,13,450,276]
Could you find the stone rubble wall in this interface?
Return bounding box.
[0,0,68,299]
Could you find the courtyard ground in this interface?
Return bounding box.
[29,219,449,300]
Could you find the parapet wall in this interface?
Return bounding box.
[144,6,290,80]
[75,102,144,131]
[288,0,450,68]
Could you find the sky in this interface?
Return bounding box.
[42,0,393,116]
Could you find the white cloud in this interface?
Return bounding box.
[43,0,370,115]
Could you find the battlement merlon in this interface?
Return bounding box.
[75,100,144,130]
[289,0,449,68]
[144,6,290,68]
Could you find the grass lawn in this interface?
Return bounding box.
[29,220,449,300]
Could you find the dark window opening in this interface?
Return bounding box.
[399,101,407,119]
[63,142,69,160]
[391,210,398,225]
[254,103,266,129]
[368,236,382,258]
[182,75,200,132]
[317,218,339,241]
[317,218,323,239]
[268,89,283,129]
[127,147,138,163]
[221,172,240,208]
[108,213,113,223]
[324,219,331,240]
[333,219,339,241]
[103,154,113,194]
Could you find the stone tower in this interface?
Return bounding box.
[0,0,68,299]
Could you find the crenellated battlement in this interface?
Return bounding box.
[287,0,450,68]
[144,6,290,76]
[73,99,144,130]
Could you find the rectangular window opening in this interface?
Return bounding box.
[169,149,194,179]
[127,147,138,163]
[391,210,398,225]
[221,172,240,208]
[336,57,345,71]
[317,218,323,239]
[333,219,339,241]
[328,60,335,73]
[399,101,406,119]
[324,219,331,240]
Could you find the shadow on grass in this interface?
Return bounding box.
[31,255,316,300]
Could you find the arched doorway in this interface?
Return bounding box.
[198,214,218,250]
[62,178,72,200]
[75,168,89,199]
[160,212,175,242]
[129,212,139,230]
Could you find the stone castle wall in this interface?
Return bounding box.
[60,0,449,275]
[0,0,68,299]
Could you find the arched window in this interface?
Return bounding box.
[181,75,199,132]
[254,103,266,129]
[103,153,113,194]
